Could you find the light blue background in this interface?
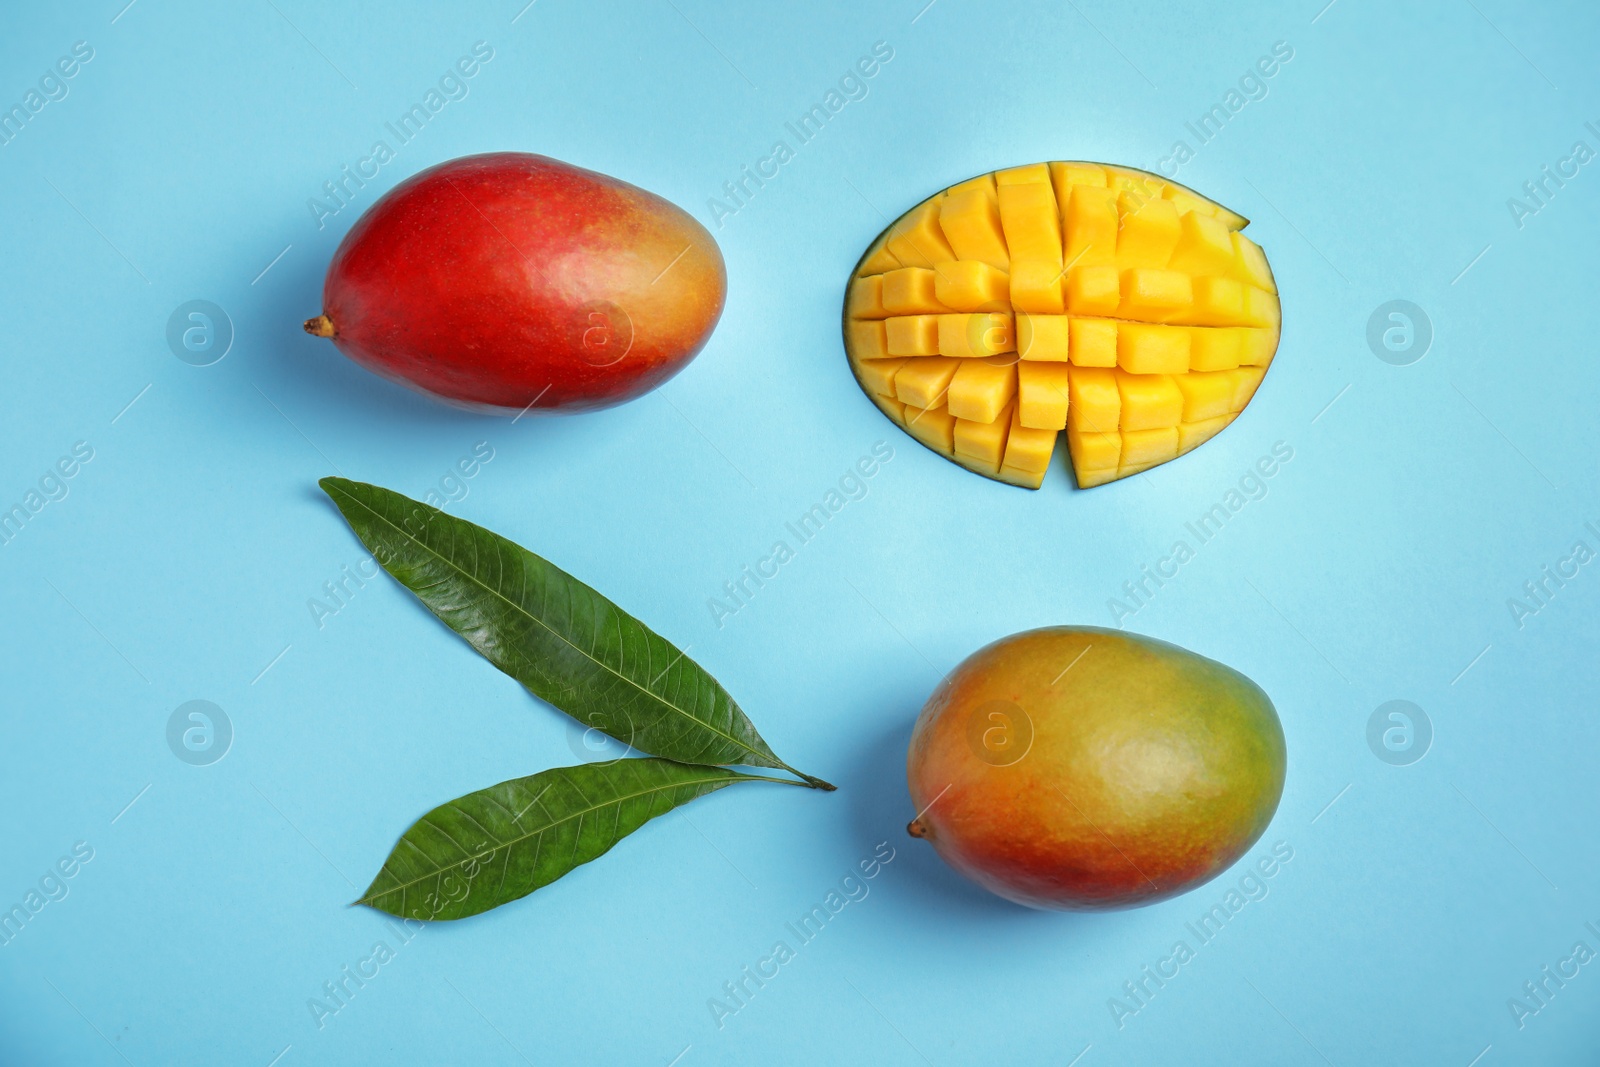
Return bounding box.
[2,1,1597,1063]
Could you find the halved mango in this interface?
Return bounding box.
[844,161,1278,489]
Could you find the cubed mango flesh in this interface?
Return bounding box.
[1178,414,1233,455]
[1067,421,1121,472]
[843,160,1278,488]
[1116,195,1181,266]
[1017,313,1071,362]
[853,356,907,400]
[1066,265,1120,315]
[849,319,890,361]
[998,181,1063,265]
[1173,370,1235,422]
[857,239,900,276]
[903,403,957,454]
[934,260,1009,312]
[1009,261,1067,314]
[938,313,1014,358]
[1068,318,1118,367]
[1017,361,1071,430]
[1231,232,1275,292]
[882,268,948,315]
[885,315,940,356]
[1068,366,1120,432]
[871,393,907,424]
[1118,269,1193,321]
[1063,186,1118,268]
[885,198,957,268]
[939,181,1009,271]
[847,273,887,319]
[954,403,1012,471]
[1188,327,1243,372]
[1229,365,1268,411]
[1121,426,1180,467]
[1005,406,1058,476]
[1117,323,1190,375]
[1115,370,1182,431]
[1168,210,1236,277]
[947,358,1018,424]
[894,357,961,410]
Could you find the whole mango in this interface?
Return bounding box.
[906,626,1285,910]
[304,152,726,414]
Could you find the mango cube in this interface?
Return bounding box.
[1168,210,1236,276]
[847,273,887,319]
[1064,186,1118,267]
[947,358,1018,423]
[1121,426,1179,467]
[954,404,1011,471]
[1240,327,1278,366]
[849,319,889,360]
[934,260,1009,312]
[1066,265,1120,315]
[854,357,907,399]
[881,268,948,315]
[885,315,940,356]
[938,313,1014,358]
[894,357,960,409]
[1115,370,1182,430]
[1188,327,1243,372]
[939,181,1009,271]
[871,393,907,424]
[1231,232,1275,292]
[885,198,957,268]
[1244,286,1280,329]
[1068,366,1120,432]
[1017,361,1071,430]
[903,403,957,454]
[1017,313,1071,362]
[1005,406,1058,475]
[1009,260,1066,313]
[1228,365,1267,411]
[1067,421,1121,471]
[1178,414,1233,455]
[857,239,899,276]
[1116,195,1181,266]
[1119,269,1193,321]
[1068,318,1118,367]
[1189,277,1247,326]
[1118,323,1190,375]
[1173,370,1235,422]
[998,181,1063,265]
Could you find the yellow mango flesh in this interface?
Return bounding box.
[845,161,1278,489]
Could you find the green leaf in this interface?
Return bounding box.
[356,758,791,920]
[320,477,831,788]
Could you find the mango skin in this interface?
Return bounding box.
[311,152,726,414]
[906,627,1285,910]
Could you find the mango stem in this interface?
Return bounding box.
[304,314,336,338]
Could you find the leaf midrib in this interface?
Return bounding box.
[358,770,741,904]
[332,484,769,765]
